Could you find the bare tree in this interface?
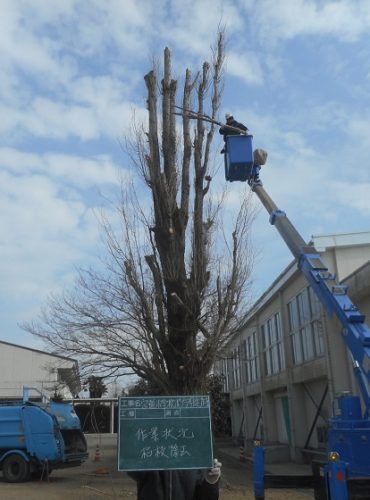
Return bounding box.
[87,376,107,398]
[24,32,257,395]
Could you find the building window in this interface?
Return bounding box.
[230,347,241,390]
[261,312,285,376]
[245,332,260,383]
[221,358,230,392]
[288,286,324,364]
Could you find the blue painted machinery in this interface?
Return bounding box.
[0,387,87,482]
[225,135,370,498]
[224,134,255,182]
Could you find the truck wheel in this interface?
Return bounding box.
[2,454,30,482]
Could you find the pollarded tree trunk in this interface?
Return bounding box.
[141,38,226,393]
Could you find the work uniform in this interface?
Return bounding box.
[219,118,248,142]
[219,117,249,155]
[128,469,219,500]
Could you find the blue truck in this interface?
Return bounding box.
[0,388,88,482]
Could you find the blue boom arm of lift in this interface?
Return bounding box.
[253,183,370,418]
[224,133,370,417]
[253,182,370,478]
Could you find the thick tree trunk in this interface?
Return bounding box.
[143,48,221,393]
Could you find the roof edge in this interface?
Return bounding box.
[0,340,78,363]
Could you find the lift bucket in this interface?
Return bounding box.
[224,135,253,182]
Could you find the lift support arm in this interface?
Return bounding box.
[253,184,370,416]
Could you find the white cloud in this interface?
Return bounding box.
[331,181,370,213]
[0,96,147,142]
[347,116,370,143]
[0,172,83,240]
[0,1,77,87]
[0,148,125,188]
[5,0,243,67]
[0,146,127,304]
[0,0,154,66]
[25,99,99,140]
[0,172,97,297]
[251,0,370,42]
[226,51,263,85]
[0,0,245,143]
[159,0,244,58]
[0,1,149,142]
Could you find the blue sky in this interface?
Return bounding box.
[1,0,370,349]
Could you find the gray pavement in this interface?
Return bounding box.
[0,434,315,499]
[215,438,312,476]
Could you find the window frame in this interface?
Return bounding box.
[288,286,324,365]
[261,312,285,376]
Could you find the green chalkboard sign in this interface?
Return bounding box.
[118,395,214,471]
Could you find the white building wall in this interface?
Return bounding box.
[217,231,370,464]
[0,341,79,399]
[313,231,370,280]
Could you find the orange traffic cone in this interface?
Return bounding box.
[94,444,102,462]
[239,445,245,463]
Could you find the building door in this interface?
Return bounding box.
[281,396,292,444]
[233,399,244,443]
[275,394,291,444]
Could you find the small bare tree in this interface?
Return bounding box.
[24,32,257,394]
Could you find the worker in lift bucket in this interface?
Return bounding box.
[128,458,222,500]
[219,112,249,154]
[219,113,262,185]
